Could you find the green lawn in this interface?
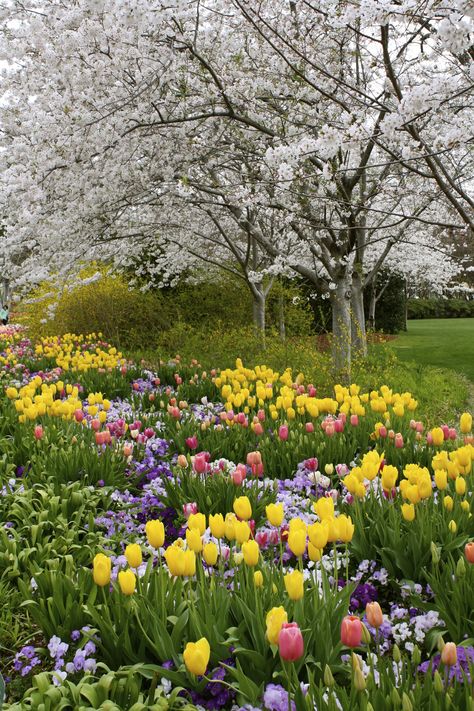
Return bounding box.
[391,318,474,382]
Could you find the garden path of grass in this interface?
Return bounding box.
[391,319,474,383]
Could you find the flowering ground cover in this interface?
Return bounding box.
[0,326,473,710]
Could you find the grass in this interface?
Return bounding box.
[390,319,474,383]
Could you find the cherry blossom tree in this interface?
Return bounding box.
[0,0,472,373]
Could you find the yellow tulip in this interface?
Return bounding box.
[460,412,472,434]
[455,477,466,496]
[125,543,142,568]
[284,569,304,600]
[164,546,186,576]
[431,428,444,447]
[187,513,206,535]
[254,571,264,587]
[337,515,355,543]
[203,542,218,566]
[381,465,398,491]
[308,543,322,562]
[234,520,251,544]
[401,503,415,522]
[313,497,335,521]
[288,517,307,533]
[224,514,236,541]
[461,500,470,512]
[266,503,284,527]
[434,470,448,490]
[93,553,111,587]
[266,606,288,644]
[118,569,136,595]
[183,549,196,577]
[186,527,203,553]
[326,516,340,543]
[288,529,306,557]
[145,520,165,549]
[233,496,252,521]
[448,520,457,533]
[242,540,259,566]
[308,521,328,549]
[444,496,454,511]
[183,637,210,676]
[209,513,225,539]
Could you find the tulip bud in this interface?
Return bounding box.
[430,541,440,565]
[402,693,413,711]
[411,646,421,665]
[365,601,383,629]
[353,666,366,691]
[456,556,466,578]
[465,542,474,563]
[391,688,401,707]
[433,670,444,693]
[360,622,371,645]
[437,636,445,653]
[392,644,401,663]
[323,664,334,688]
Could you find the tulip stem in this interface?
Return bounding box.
[283,661,293,711]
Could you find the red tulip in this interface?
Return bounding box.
[341,615,362,648]
[278,622,304,662]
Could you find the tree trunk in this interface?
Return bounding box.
[251,286,266,347]
[351,271,367,357]
[367,285,376,332]
[330,272,352,382]
[278,290,286,342]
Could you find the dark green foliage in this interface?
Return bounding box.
[408,298,474,320]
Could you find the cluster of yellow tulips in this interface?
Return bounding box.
[6,378,82,422]
[213,359,418,423]
[35,333,126,372]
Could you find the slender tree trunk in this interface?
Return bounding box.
[278,290,286,342]
[368,285,377,331]
[351,270,367,356]
[330,272,352,382]
[251,285,266,347]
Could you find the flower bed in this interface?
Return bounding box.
[0,328,473,710]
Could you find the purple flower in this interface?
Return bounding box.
[263,683,296,711]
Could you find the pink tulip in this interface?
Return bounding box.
[426,432,433,445]
[416,421,424,433]
[305,458,318,471]
[257,409,266,422]
[74,409,84,422]
[123,443,133,457]
[305,422,314,433]
[185,436,198,450]
[154,378,161,386]
[308,385,317,397]
[247,451,262,466]
[144,427,155,439]
[95,431,106,446]
[394,433,404,449]
[226,410,235,421]
[278,623,304,662]
[441,424,450,439]
[378,426,387,438]
[340,615,362,648]
[255,530,269,547]
[449,428,457,440]
[325,422,335,437]
[278,425,289,441]
[251,462,264,478]
[237,412,246,425]
[193,453,208,474]
[91,419,101,432]
[254,422,264,436]
[183,502,198,518]
[334,419,344,434]
[34,425,44,440]
[350,415,359,427]
[232,465,246,485]
[339,412,347,424]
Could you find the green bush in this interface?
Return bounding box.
[407,298,474,320]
